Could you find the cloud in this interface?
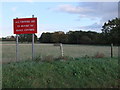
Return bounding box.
[51,2,118,23]
[80,2,118,22]
[24,0,34,3]
[49,2,118,31]
[52,4,94,14]
[79,22,102,32]
[11,7,17,12]
[0,0,119,2]
[1,26,13,37]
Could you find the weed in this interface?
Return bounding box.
[93,52,105,58]
[34,55,42,62]
[83,55,90,58]
[43,55,54,62]
[55,56,72,61]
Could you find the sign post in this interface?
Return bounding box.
[13,15,37,61]
[16,17,19,61]
[32,15,35,60]
[32,34,34,60]
[16,34,19,61]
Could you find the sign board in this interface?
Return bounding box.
[13,18,37,34]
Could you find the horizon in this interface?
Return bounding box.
[1,30,102,38]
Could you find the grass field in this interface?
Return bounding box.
[2,41,119,88]
[1,41,118,63]
[2,57,119,88]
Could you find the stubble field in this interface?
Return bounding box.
[1,41,118,63]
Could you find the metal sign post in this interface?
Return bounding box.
[16,17,19,62]
[16,34,19,61]
[32,15,35,60]
[32,34,34,60]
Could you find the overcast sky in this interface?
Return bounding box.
[0,1,118,38]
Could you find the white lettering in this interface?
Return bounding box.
[15,21,19,23]
[31,20,35,23]
[16,29,23,31]
[30,25,34,27]
[20,20,30,23]
[24,29,34,31]
[21,25,29,27]
[17,25,20,27]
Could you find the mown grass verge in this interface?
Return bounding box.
[2,57,119,88]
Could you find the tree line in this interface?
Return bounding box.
[39,18,119,45]
[2,18,119,45]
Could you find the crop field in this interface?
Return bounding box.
[1,41,118,63]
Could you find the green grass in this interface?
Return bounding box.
[2,43,118,63]
[2,57,119,88]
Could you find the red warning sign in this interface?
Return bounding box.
[13,18,37,34]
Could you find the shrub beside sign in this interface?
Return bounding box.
[14,18,37,34]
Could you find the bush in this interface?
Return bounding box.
[34,55,42,62]
[93,52,105,58]
[34,55,74,62]
[43,55,54,62]
[34,55,55,62]
[55,56,73,61]
[83,55,90,58]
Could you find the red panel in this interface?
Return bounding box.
[13,18,37,34]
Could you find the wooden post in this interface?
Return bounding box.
[118,46,120,59]
[111,43,113,58]
[60,43,64,57]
